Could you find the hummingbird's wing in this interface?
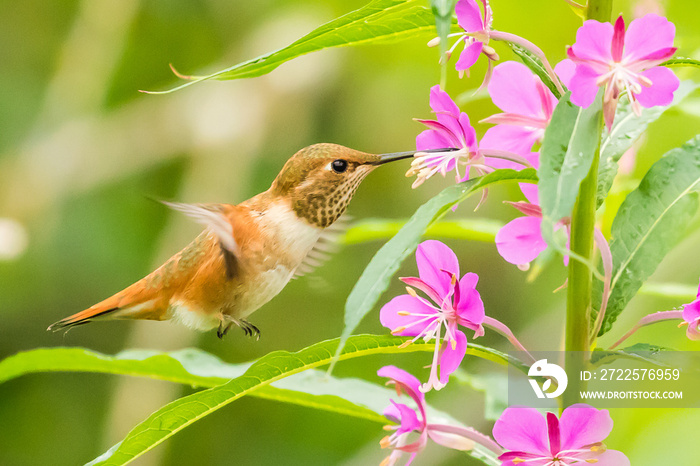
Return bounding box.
[294,215,351,277]
[162,201,240,279]
[162,202,239,254]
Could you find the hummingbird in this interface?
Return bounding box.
[48,143,429,339]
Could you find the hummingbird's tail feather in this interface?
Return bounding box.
[47,279,170,332]
[47,305,120,331]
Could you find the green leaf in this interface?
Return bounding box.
[341,218,503,245]
[335,168,537,366]
[0,347,391,423]
[539,91,603,242]
[596,136,700,336]
[591,343,676,367]
[661,57,700,68]
[506,43,564,98]
[597,81,699,207]
[88,334,514,465]
[153,0,437,94]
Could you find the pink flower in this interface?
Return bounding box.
[428,1,564,95]
[410,86,479,187]
[562,14,679,129]
[681,278,700,340]
[451,0,498,77]
[493,404,630,466]
[380,240,485,391]
[410,86,533,188]
[378,366,498,465]
[480,62,558,155]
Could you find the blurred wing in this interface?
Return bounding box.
[162,201,238,254]
[162,201,240,279]
[294,215,351,277]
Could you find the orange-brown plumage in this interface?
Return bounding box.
[48,143,415,338]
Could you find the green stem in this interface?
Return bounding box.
[562,0,611,409]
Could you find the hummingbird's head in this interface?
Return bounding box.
[270,143,413,228]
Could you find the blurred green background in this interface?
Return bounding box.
[1,0,699,464]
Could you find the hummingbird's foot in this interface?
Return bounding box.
[217,321,233,339]
[239,319,261,340]
[224,317,261,340]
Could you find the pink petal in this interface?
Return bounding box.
[429,85,460,118]
[624,14,676,62]
[569,64,602,108]
[634,66,679,108]
[480,125,538,157]
[489,62,545,118]
[570,20,614,63]
[593,450,631,466]
[430,87,468,147]
[495,216,547,265]
[458,112,478,152]
[456,41,483,71]
[554,59,576,88]
[416,129,454,152]
[682,300,700,324]
[415,240,460,298]
[438,330,467,384]
[380,294,437,336]
[377,365,424,403]
[500,456,550,466]
[455,0,484,33]
[493,407,550,456]
[385,401,423,434]
[685,318,700,341]
[400,276,443,306]
[455,273,485,324]
[559,404,613,451]
[611,16,626,62]
[520,183,539,206]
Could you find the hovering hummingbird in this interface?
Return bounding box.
[48,143,432,339]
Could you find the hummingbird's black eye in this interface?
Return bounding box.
[331,159,348,173]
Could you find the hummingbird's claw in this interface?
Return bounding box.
[217,321,233,339]
[224,317,261,340]
[240,319,261,340]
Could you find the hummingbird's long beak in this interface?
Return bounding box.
[374,148,459,165]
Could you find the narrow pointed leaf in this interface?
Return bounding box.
[153,0,437,93]
[341,218,503,245]
[506,43,564,98]
[0,347,385,423]
[538,91,603,242]
[86,334,520,465]
[661,57,700,68]
[596,81,699,206]
[596,136,700,336]
[591,343,675,367]
[335,168,537,364]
